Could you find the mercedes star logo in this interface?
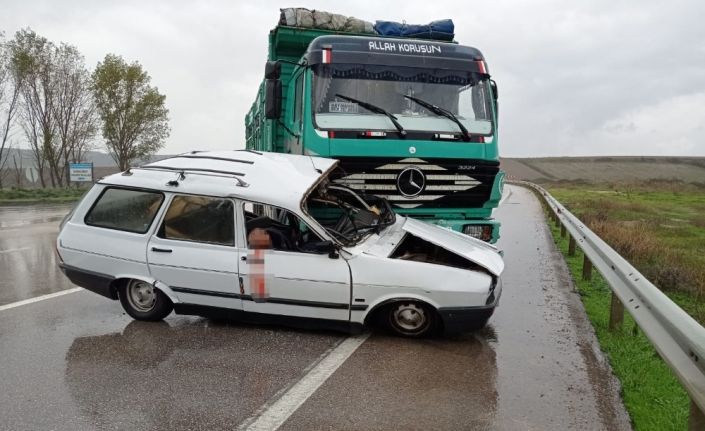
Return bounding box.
[397,166,426,198]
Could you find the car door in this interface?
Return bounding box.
[147,194,242,311]
[237,200,351,321]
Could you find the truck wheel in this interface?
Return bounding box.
[119,279,173,321]
[386,301,438,338]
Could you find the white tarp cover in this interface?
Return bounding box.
[280,8,375,33]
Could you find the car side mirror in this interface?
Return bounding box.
[264,79,282,119]
[311,240,339,259]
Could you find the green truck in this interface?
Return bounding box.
[245,17,504,242]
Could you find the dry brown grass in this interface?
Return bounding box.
[586,218,658,261]
[581,214,703,296]
[693,216,705,229]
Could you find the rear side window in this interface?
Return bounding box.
[85,187,164,233]
[158,195,234,246]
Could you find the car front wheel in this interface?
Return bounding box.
[119,279,173,321]
[386,301,438,338]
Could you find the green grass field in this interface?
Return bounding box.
[546,181,705,305]
[542,180,704,430]
[0,187,88,204]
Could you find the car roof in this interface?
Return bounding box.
[98,150,338,209]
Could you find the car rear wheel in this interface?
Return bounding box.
[119,279,173,321]
[386,301,438,338]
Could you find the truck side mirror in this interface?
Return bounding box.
[264,79,282,119]
[264,61,281,80]
[490,79,498,101]
[490,79,499,123]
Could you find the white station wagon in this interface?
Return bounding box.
[57,151,504,337]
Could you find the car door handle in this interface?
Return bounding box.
[151,247,172,253]
[240,256,247,261]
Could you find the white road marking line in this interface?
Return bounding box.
[0,247,31,254]
[499,185,513,207]
[238,333,371,431]
[0,287,83,311]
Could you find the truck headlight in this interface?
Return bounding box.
[463,224,492,242]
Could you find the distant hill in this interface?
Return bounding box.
[5,149,704,186]
[2,148,172,168]
[501,156,705,184]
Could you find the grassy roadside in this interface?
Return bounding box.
[548,223,690,430]
[540,181,704,430]
[0,187,87,204]
[546,182,705,312]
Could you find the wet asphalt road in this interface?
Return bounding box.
[0,187,631,431]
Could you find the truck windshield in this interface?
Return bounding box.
[312,63,493,136]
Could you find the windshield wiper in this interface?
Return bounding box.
[335,94,406,137]
[403,95,471,141]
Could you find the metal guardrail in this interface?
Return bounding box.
[513,181,705,430]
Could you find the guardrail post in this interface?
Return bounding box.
[568,236,576,256]
[609,292,624,331]
[554,212,561,227]
[582,255,593,281]
[560,224,567,238]
[689,399,705,431]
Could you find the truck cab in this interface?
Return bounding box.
[246,27,503,242]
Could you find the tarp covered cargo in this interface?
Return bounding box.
[279,8,375,33]
[374,19,455,41]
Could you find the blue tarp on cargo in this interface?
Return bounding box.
[374,19,454,41]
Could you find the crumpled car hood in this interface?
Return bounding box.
[401,217,505,276]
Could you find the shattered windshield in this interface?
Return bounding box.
[305,178,396,246]
[312,63,493,136]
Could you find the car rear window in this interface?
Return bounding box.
[158,195,234,246]
[85,187,164,233]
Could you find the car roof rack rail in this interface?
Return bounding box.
[238,149,263,155]
[134,165,250,187]
[165,154,255,165]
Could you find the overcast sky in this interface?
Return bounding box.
[2,0,704,157]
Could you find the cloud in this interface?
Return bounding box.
[1,0,704,156]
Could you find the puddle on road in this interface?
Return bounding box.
[0,203,74,228]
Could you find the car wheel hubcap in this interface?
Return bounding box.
[392,303,427,332]
[127,280,156,312]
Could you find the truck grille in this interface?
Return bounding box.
[331,157,499,209]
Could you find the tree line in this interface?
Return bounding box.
[0,28,169,187]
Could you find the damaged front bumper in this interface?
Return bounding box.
[438,278,502,333]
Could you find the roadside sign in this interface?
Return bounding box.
[69,163,93,183]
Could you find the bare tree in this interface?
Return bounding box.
[53,43,98,173]
[11,145,23,187]
[93,54,169,171]
[8,29,61,187]
[0,32,22,188]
